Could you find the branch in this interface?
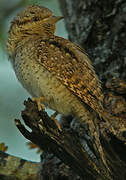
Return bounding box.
[15,98,101,179]
[14,95,126,179]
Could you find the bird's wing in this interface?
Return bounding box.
[36,36,104,115]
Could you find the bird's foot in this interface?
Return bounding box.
[32,97,46,111]
[51,111,62,131]
[50,111,58,119]
[27,141,42,154]
[32,97,61,131]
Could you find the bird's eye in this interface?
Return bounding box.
[33,17,39,21]
[30,11,35,14]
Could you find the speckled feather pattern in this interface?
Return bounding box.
[36,36,104,116]
[13,38,91,120]
[7,5,104,121]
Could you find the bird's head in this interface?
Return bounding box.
[7,5,63,58]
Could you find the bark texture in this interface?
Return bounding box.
[15,97,126,180]
[60,0,126,81]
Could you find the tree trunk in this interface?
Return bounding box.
[60,0,126,81]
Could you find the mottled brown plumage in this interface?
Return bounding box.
[7,5,104,118]
[37,37,104,116]
[7,5,109,168]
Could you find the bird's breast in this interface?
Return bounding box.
[13,53,79,116]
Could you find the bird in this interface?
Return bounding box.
[6,5,109,168]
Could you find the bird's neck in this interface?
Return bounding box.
[7,24,55,59]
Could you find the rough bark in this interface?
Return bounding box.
[59,0,126,81]
[15,97,126,180]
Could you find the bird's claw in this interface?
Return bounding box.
[32,97,45,111]
[51,111,62,131]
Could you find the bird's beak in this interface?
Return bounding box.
[48,16,64,23]
[54,16,64,22]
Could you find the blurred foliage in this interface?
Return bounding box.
[0,142,8,152]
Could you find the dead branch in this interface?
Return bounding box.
[14,91,126,180]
